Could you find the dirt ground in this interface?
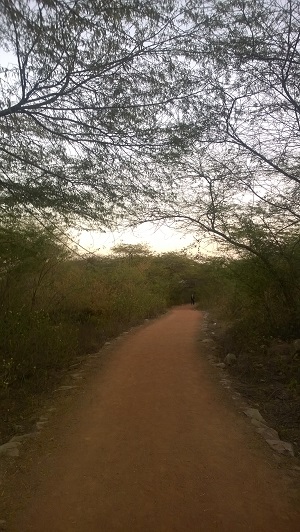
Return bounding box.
[1,307,300,531]
[205,315,300,455]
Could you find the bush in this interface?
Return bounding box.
[0,226,203,399]
[0,310,77,391]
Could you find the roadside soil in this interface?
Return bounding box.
[1,307,300,531]
[206,316,300,455]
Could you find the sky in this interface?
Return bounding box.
[73,222,198,256]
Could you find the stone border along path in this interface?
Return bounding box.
[201,312,296,459]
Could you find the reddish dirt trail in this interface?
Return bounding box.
[6,308,300,531]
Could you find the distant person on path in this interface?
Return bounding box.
[191,293,195,305]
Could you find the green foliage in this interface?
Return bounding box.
[0,0,195,224]
[197,230,300,448]
[148,252,203,305]
[196,232,300,348]
[0,228,202,396]
[111,243,152,258]
[0,311,77,391]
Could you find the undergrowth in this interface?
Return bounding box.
[0,227,202,443]
[196,241,300,454]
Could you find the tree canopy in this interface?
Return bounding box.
[152,0,300,258]
[0,0,196,225]
[1,0,300,262]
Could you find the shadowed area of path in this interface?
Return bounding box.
[7,308,300,531]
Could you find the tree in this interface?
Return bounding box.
[0,0,197,226]
[138,0,300,261]
[111,243,152,258]
[0,219,69,311]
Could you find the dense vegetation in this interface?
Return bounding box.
[195,234,300,448]
[0,223,204,441]
[198,234,300,344]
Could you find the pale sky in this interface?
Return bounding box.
[73,222,197,255]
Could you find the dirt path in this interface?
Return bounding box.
[4,308,300,531]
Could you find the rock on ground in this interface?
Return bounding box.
[266,440,294,457]
[244,408,267,424]
[0,441,21,458]
[256,427,280,441]
[10,433,37,443]
[224,353,237,365]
